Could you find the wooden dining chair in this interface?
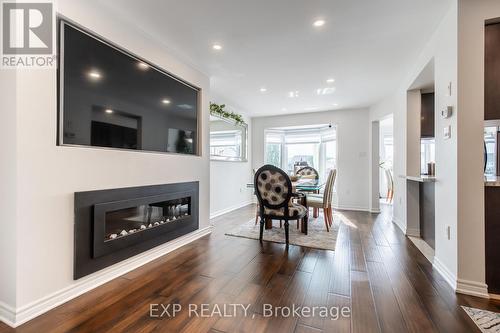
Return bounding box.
[389,169,394,203]
[306,169,337,231]
[254,165,308,245]
[384,169,394,203]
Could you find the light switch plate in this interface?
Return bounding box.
[441,106,453,119]
[444,125,451,139]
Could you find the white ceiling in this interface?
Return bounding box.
[100,0,452,117]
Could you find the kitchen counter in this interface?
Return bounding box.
[401,175,437,183]
[485,175,500,187]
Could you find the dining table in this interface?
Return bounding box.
[246,178,324,192]
[247,178,325,234]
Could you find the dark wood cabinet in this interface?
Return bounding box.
[421,93,435,138]
[485,186,500,293]
[485,23,500,120]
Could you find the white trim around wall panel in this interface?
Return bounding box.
[4,226,213,328]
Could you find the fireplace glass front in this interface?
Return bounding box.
[105,197,191,241]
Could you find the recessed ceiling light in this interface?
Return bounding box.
[260,87,267,93]
[137,62,149,70]
[316,87,336,95]
[288,91,299,98]
[162,99,171,104]
[87,70,101,79]
[333,103,339,107]
[326,78,335,84]
[177,104,193,109]
[313,19,326,27]
[105,109,113,114]
[212,44,222,50]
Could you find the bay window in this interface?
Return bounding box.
[264,131,283,168]
[264,125,337,181]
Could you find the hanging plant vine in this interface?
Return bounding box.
[210,102,246,125]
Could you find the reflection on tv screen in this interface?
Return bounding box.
[60,21,198,154]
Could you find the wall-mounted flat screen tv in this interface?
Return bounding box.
[58,20,199,155]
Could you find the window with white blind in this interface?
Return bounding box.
[264,125,337,181]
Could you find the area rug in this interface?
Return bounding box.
[225,213,344,251]
[462,306,500,332]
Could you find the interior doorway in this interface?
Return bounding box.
[379,116,394,205]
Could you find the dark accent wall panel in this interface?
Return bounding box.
[485,23,500,120]
[421,93,435,138]
[419,182,435,249]
[485,186,500,293]
[74,182,199,279]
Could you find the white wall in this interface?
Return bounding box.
[455,0,500,296]
[1,0,211,325]
[210,111,253,218]
[370,4,459,287]
[0,69,18,316]
[370,94,408,225]
[252,108,370,211]
[368,2,497,296]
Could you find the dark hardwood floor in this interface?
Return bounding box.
[1,204,499,332]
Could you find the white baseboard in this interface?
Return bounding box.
[2,226,213,328]
[456,279,489,299]
[433,256,457,290]
[0,301,15,328]
[369,208,381,213]
[391,216,419,236]
[210,202,370,216]
[392,216,406,234]
[334,205,370,212]
[210,200,254,219]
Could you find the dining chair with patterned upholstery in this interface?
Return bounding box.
[306,169,337,231]
[252,168,260,225]
[296,166,320,215]
[296,166,319,180]
[254,165,308,245]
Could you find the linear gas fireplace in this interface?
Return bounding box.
[74,182,199,279]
